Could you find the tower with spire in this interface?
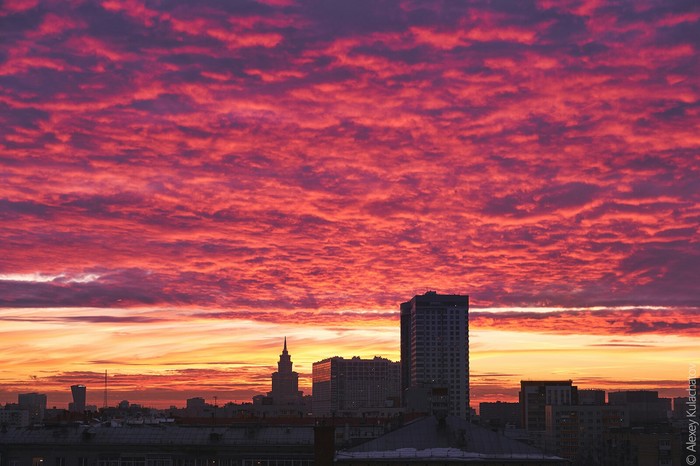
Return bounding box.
[269,337,303,405]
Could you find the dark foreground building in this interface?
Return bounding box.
[0,424,315,466]
[1,416,564,466]
[335,415,568,465]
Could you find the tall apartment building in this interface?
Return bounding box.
[312,356,400,417]
[400,291,470,419]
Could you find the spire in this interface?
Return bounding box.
[277,337,292,373]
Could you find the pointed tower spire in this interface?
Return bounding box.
[270,336,301,405]
[277,337,292,373]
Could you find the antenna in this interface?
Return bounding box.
[103,370,108,409]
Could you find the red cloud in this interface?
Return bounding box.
[471,308,700,336]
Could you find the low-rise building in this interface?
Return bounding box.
[608,390,670,425]
[0,409,29,428]
[602,425,686,466]
[479,401,520,429]
[545,404,627,463]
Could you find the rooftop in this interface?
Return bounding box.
[338,416,564,462]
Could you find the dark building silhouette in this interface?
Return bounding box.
[337,414,568,464]
[0,424,315,464]
[0,408,29,427]
[672,396,690,420]
[17,392,46,424]
[400,291,470,419]
[479,401,521,429]
[268,337,303,405]
[578,388,606,405]
[520,380,577,451]
[608,390,670,425]
[545,403,628,463]
[69,384,86,413]
[603,424,685,465]
[185,397,206,417]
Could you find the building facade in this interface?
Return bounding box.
[602,425,685,466]
[520,380,577,432]
[400,291,470,419]
[578,389,606,406]
[545,404,628,463]
[0,409,29,428]
[312,356,400,417]
[17,392,46,424]
[608,390,670,425]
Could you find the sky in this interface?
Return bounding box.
[0,0,698,410]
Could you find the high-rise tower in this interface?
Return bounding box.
[69,384,86,413]
[269,337,303,405]
[400,291,470,419]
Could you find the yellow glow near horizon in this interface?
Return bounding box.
[0,306,694,408]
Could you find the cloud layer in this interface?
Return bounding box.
[1,0,698,407]
[2,0,698,313]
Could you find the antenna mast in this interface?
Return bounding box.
[103,370,108,409]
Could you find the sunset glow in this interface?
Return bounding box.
[1,0,698,410]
